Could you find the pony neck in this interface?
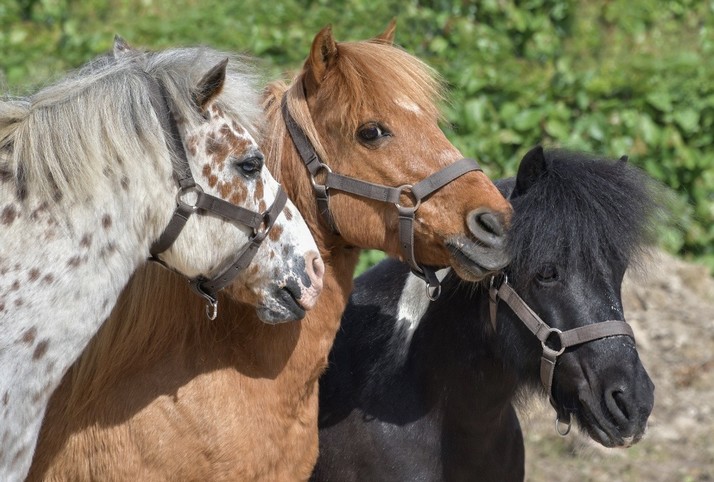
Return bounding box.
[381,277,519,420]
[0,177,173,482]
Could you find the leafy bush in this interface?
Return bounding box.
[2,0,712,273]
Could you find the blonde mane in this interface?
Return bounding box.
[0,47,263,204]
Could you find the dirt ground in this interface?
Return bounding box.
[521,250,714,481]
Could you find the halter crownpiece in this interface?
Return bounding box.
[146,75,287,320]
[488,274,636,435]
[281,96,482,300]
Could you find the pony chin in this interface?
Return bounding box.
[254,275,322,324]
[445,235,511,282]
[255,295,306,324]
[571,396,648,448]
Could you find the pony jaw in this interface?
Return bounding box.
[445,235,511,282]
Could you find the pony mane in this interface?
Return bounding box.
[0,46,262,203]
[502,150,665,287]
[65,264,238,415]
[39,45,263,413]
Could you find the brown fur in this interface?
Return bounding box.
[29,25,511,481]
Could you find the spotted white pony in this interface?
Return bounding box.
[0,40,323,481]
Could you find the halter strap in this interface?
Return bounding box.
[281,96,481,299]
[488,275,635,431]
[146,76,286,319]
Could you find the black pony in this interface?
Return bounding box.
[313,146,661,481]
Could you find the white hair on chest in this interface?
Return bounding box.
[394,268,451,352]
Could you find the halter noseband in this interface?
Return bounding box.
[488,274,635,435]
[281,97,482,300]
[146,76,287,320]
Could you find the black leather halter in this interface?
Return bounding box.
[488,274,636,435]
[146,76,287,319]
[281,96,481,300]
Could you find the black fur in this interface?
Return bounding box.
[313,148,662,481]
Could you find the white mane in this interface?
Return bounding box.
[0,47,263,204]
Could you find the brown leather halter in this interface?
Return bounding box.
[488,274,636,435]
[282,97,482,300]
[146,76,287,320]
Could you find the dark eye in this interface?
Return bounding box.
[536,264,559,284]
[357,122,390,146]
[234,155,264,177]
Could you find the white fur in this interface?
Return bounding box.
[394,268,451,355]
[0,46,319,481]
[394,96,422,114]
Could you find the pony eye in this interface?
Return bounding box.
[234,155,264,177]
[357,123,390,145]
[536,264,559,284]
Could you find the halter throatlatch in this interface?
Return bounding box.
[281,97,482,300]
[488,274,636,436]
[146,76,287,320]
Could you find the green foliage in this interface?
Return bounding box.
[2,0,712,271]
[354,250,387,277]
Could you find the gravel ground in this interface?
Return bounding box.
[521,250,714,481]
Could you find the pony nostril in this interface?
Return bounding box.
[606,388,632,427]
[306,252,324,293]
[467,208,506,242]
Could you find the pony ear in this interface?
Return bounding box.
[511,145,547,199]
[113,34,133,58]
[194,58,229,111]
[618,155,629,164]
[373,19,397,45]
[303,25,338,97]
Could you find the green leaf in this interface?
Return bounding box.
[646,91,673,113]
[673,109,700,134]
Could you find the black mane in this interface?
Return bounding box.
[497,149,664,288]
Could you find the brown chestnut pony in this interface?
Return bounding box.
[29,24,512,481]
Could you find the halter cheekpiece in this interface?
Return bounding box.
[281,96,482,300]
[488,274,636,435]
[146,76,287,320]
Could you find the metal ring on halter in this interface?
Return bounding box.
[252,210,272,243]
[489,273,508,291]
[205,298,218,321]
[310,163,332,189]
[542,327,566,356]
[555,414,572,436]
[176,184,204,211]
[395,184,421,211]
[426,280,441,301]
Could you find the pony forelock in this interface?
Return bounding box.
[504,150,667,287]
